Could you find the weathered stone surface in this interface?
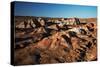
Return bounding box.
[14,16,97,65]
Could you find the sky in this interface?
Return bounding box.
[14,1,97,18]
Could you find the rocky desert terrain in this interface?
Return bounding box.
[14,16,97,65]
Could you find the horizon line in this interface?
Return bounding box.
[14,15,97,18]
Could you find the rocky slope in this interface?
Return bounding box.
[14,16,97,65]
